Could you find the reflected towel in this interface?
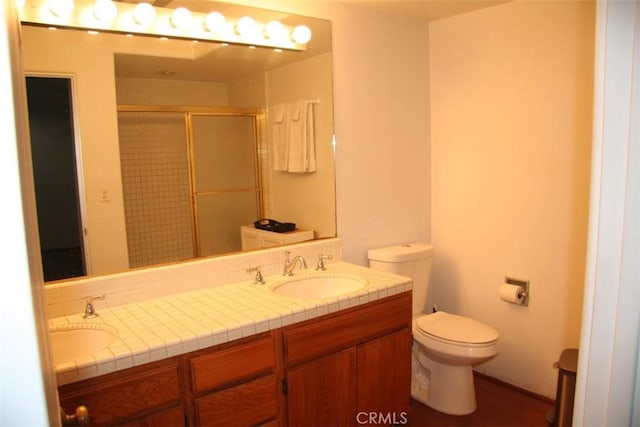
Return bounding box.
[271,103,288,171]
[287,100,316,173]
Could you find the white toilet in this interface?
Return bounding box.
[368,242,499,416]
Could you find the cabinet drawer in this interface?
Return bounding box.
[190,334,276,393]
[196,374,279,427]
[283,292,411,365]
[118,405,185,427]
[59,359,180,427]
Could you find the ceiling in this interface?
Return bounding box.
[339,0,510,23]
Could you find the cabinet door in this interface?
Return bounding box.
[58,360,181,427]
[286,348,357,427]
[356,328,411,424]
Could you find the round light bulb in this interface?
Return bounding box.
[133,2,155,26]
[93,0,117,23]
[48,0,74,18]
[264,21,286,41]
[204,11,225,33]
[170,7,192,29]
[236,16,258,38]
[292,25,312,44]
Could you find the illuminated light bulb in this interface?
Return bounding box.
[204,11,225,33]
[292,25,312,44]
[48,0,74,18]
[264,21,286,41]
[133,2,155,26]
[93,0,116,23]
[236,16,258,38]
[170,7,192,29]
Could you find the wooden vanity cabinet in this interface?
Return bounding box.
[282,292,412,427]
[57,293,410,427]
[58,357,185,427]
[182,332,281,427]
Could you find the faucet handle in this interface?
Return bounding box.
[246,266,266,285]
[316,254,333,271]
[82,294,105,319]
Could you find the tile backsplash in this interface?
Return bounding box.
[45,238,342,319]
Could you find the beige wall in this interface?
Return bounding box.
[116,77,228,106]
[430,0,595,397]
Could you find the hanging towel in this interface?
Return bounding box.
[270,103,288,171]
[286,100,317,173]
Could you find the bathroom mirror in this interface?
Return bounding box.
[20,1,335,282]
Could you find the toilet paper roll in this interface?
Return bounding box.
[499,283,525,304]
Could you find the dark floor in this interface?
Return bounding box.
[42,246,85,281]
[408,374,554,427]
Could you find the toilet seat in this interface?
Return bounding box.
[415,311,498,347]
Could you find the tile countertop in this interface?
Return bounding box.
[48,262,412,386]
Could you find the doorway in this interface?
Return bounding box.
[25,76,86,281]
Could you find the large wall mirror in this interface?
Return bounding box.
[20,0,335,282]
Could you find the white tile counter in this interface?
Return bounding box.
[49,262,412,386]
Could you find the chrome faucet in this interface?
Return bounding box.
[316,253,333,271]
[247,266,266,285]
[83,294,105,319]
[283,251,307,276]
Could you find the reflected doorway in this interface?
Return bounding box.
[25,76,87,281]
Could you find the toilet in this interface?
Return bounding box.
[368,243,499,416]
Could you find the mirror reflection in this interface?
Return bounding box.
[21,1,335,282]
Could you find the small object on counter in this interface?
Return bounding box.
[254,218,296,233]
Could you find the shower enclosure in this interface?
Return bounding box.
[117,106,263,268]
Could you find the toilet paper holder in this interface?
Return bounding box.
[505,276,529,306]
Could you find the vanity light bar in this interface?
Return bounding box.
[18,0,311,51]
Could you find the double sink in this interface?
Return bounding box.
[50,271,368,366]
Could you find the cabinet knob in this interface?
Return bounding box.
[60,405,89,426]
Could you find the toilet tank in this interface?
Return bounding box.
[367,243,434,315]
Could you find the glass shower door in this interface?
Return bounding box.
[191,114,261,256]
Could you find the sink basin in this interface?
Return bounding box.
[50,323,117,365]
[271,273,367,299]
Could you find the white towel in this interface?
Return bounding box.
[286,100,317,173]
[270,103,288,171]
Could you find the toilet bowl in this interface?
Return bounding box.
[411,311,499,415]
[367,243,500,416]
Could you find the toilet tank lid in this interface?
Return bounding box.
[367,242,433,262]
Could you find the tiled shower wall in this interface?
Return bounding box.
[118,112,194,267]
